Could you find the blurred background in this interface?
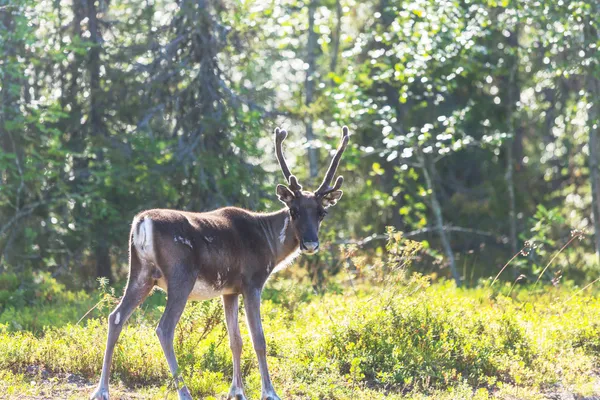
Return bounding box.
[1,0,599,291]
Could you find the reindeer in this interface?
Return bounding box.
[90,126,350,400]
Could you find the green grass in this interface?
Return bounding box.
[2,273,600,399]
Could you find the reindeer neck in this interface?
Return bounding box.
[256,208,299,264]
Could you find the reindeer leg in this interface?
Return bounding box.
[156,266,196,400]
[91,251,154,400]
[223,294,245,400]
[243,288,280,400]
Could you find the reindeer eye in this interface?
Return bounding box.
[289,208,299,219]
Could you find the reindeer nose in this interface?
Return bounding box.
[302,241,319,253]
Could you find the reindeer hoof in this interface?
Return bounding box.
[227,387,246,400]
[89,386,109,400]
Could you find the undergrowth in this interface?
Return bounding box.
[1,231,600,399]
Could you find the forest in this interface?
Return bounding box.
[1,0,600,399]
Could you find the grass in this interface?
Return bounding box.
[2,233,600,399]
[2,274,600,399]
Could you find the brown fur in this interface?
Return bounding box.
[131,207,300,296]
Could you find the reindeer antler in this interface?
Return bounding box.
[274,127,302,192]
[316,126,349,196]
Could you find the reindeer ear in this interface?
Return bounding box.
[320,190,343,208]
[276,184,295,205]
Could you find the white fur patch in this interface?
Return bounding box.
[174,235,193,249]
[273,248,301,274]
[279,216,289,244]
[134,217,155,262]
[155,277,236,301]
[189,279,234,301]
[114,312,121,325]
[323,198,335,207]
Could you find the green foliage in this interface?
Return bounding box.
[0,271,93,332]
[2,279,600,398]
[2,0,600,287]
[1,0,600,398]
[1,234,600,398]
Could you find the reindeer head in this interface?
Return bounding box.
[274,126,349,254]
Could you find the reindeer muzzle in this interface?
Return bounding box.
[301,241,319,254]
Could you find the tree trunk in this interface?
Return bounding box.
[505,143,518,254]
[421,155,461,286]
[305,0,318,179]
[94,240,112,281]
[589,76,600,266]
[586,16,600,266]
[87,0,113,282]
[329,0,342,85]
[0,2,26,267]
[505,24,520,256]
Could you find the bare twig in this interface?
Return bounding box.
[491,247,525,287]
[508,274,526,296]
[76,298,106,325]
[0,200,45,237]
[334,226,502,247]
[534,231,585,287]
[564,276,600,304]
